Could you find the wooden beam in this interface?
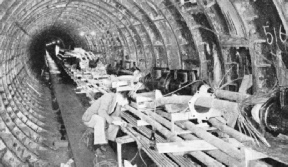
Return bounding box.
[157,140,218,153]
[239,75,253,93]
[137,120,150,126]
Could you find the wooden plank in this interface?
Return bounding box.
[239,75,252,93]
[135,92,155,109]
[116,86,134,92]
[244,148,268,167]
[112,80,130,88]
[171,112,191,121]
[116,135,135,144]
[137,120,150,126]
[157,140,218,153]
[221,137,268,166]
[116,135,136,167]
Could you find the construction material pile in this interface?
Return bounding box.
[55,48,287,167]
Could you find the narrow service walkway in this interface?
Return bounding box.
[50,74,117,167]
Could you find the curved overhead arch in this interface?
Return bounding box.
[0,1,288,166]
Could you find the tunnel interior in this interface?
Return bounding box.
[1,0,288,166]
[28,27,85,75]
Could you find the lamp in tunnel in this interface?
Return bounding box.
[90,31,96,36]
[79,31,85,36]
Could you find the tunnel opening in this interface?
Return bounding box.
[27,27,77,77]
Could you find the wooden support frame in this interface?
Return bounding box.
[116,135,136,167]
[224,137,268,167]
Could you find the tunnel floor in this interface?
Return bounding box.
[37,87,72,167]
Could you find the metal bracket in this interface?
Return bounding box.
[188,92,221,123]
[171,89,221,134]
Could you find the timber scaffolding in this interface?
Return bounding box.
[52,51,288,167]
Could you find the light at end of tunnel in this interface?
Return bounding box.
[90,31,96,36]
[80,31,85,36]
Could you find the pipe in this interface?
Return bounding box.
[181,120,245,161]
[208,118,254,142]
[214,89,250,102]
[143,95,192,107]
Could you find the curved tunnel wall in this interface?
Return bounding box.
[0,0,287,94]
[0,1,288,112]
[0,0,288,166]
